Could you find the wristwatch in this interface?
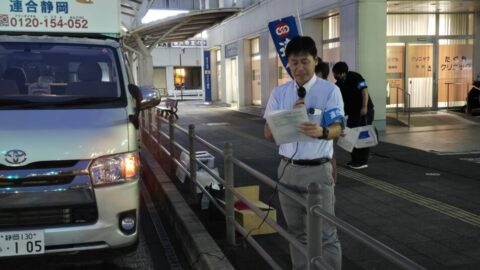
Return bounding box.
[319,126,329,139]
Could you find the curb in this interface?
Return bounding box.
[141,148,234,270]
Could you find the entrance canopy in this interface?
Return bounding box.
[122,8,240,49]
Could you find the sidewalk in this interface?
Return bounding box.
[165,101,480,269]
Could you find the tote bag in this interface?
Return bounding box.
[354,125,378,149]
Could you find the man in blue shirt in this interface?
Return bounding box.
[264,36,344,270]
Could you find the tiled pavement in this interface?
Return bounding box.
[161,100,480,270]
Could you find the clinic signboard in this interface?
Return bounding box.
[268,16,299,77]
[0,0,120,34]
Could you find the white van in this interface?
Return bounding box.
[0,1,159,257]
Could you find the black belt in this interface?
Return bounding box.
[282,156,330,166]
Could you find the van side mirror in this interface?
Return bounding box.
[128,84,161,111]
[139,85,161,110]
[128,84,161,129]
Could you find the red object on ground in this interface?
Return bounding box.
[234,201,250,210]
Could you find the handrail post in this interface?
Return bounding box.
[307,182,323,270]
[168,114,175,176]
[189,124,198,202]
[224,142,236,246]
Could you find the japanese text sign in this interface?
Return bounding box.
[0,0,120,34]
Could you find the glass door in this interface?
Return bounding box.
[386,43,406,109]
[437,39,473,108]
[406,43,434,109]
[225,57,239,107]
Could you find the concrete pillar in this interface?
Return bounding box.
[260,31,272,106]
[244,39,253,106]
[357,0,387,131]
[339,0,358,70]
[303,18,322,51]
[221,45,227,104]
[134,35,154,86]
[340,0,387,131]
[267,37,278,100]
[166,66,175,95]
[474,11,480,79]
[238,39,247,107]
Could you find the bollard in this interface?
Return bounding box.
[307,182,323,270]
[168,114,175,177]
[224,142,236,246]
[188,124,198,202]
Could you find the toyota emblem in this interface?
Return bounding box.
[5,150,27,165]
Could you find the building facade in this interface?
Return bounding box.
[204,0,480,130]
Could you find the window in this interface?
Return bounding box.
[174,67,201,90]
[387,14,436,36]
[439,14,474,36]
[0,42,123,109]
[322,15,340,40]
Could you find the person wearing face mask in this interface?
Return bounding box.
[332,61,374,169]
[264,36,344,270]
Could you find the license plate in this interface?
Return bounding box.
[0,230,44,257]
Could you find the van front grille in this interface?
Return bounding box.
[0,160,80,170]
[0,176,75,188]
[0,205,98,229]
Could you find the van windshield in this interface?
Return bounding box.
[0,42,125,109]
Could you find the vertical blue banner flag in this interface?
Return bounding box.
[268,16,299,78]
[203,50,212,102]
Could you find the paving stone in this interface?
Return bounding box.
[432,252,476,267]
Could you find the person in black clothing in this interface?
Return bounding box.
[467,74,480,115]
[315,57,330,80]
[332,61,374,169]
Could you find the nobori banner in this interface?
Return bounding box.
[268,16,299,78]
[0,0,120,34]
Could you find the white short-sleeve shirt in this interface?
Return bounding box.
[264,76,345,160]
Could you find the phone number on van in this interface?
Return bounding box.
[7,17,88,29]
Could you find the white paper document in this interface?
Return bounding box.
[266,107,316,145]
[336,127,360,153]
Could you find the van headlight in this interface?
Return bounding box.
[89,152,140,186]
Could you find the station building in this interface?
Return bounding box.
[197,0,480,130]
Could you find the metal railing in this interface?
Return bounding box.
[393,87,411,127]
[140,108,426,270]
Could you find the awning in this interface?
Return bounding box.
[122,8,240,49]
